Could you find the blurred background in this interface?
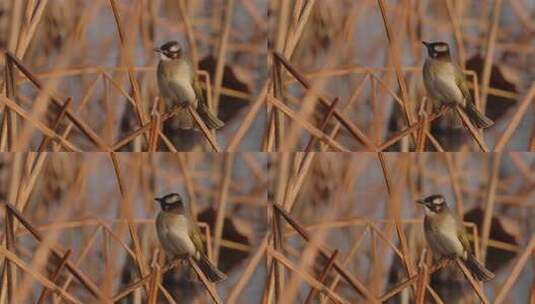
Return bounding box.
[0,0,534,303]
[267,0,535,151]
[0,0,267,151]
[0,153,268,303]
[268,152,533,303]
[0,152,533,302]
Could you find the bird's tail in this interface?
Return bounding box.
[463,253,495,281]
[443,109,463,129]
[172,106,195,130]
[464,102,494,129]
[196,254,227,283]
[197,102,224,129]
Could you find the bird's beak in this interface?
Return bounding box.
[154,197,162,203]
[153,47,161,53]
[421,41,429,47]
[416,199,426,205]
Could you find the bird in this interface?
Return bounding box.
[422,41,494,129]
[417,194,495,281]
[154,41,224,130]
[154,193,227,283]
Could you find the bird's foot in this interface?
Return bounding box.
[448,254,458,260]
[170,105,182,113]
[439,105,449,112]
[178,254,189,264]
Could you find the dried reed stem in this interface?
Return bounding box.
[188,256,223,304]
[455,258,489,304]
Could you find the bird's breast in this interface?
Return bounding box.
[423,59,464,106]
[426,212,465,257]
[157,60,197,107]
[436,214,459,238]
[156,212,196,257]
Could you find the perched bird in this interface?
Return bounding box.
[417,194,495,281]
[422,41,494,129]
[154,41,224,130]
[155,193,227,282]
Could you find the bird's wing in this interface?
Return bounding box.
[189,219,207,255]
[191,69,224,129]
[191,68,206,105]
[197,96,213,116]
[456,218,472,253]
[455,66,473,103]
[157,213,197,256]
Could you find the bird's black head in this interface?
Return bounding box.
[155,192,185,212]
[154,41,182,60]
[417,194,447,214]
[422,41,450,59]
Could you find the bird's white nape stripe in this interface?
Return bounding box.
[169,44,179,52]
[434,45,448,52]
[432,198,442,205]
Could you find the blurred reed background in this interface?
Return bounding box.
[0,152,533,303]
[268,152,534,303]
[0,0,267,151]
[0,152,268,303]
[0,0,535,303]
[1,0,534,152]
[266,0,535,151]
